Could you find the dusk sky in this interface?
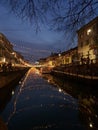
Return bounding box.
[0,2,76,62]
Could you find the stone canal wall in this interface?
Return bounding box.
[51,64,98,86]
[0,68,30,130]
[0,67,30,88]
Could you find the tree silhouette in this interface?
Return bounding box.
[2,0,98,32]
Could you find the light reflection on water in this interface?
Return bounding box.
[0,68,98,130]
[43,74,98,130]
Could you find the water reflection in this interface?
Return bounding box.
[0,68,98,130]
[42,74,98,130]
[0,68,82,130]
[0,74,25,113]
[0,86,16,112]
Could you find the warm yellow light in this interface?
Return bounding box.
[12,52,15,55]
[2,57,6,62]
[35,70,40,74]
[48,79,50,83]
[12,91,15,95]
[58,53,61,57]
[87,29,91,35]
[59,88,62,92]
[89,123,93,128]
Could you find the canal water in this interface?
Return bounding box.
[0,68,98,130]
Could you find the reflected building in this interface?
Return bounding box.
[42,73,98,130]
[78,95,98,130]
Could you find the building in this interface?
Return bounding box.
[0,33,24,66]
[38,17,98,67]
[38,47,78,67]
[61,47,78,65]
[0,33,13,63]
[77,17,98,63]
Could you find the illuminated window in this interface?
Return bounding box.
[87,29,91,35]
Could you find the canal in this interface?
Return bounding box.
[0,68,98,130]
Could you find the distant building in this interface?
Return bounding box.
[0,33,24,65]
[38,47,78,67]
[46,53,59,66]
[37,58,47,66]
[38,17,98,67]
[61,47,78,65]
[77,17,98,63]
[0,33,13,63]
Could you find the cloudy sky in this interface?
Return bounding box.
[0,2,76,62]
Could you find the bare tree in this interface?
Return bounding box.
[1,0,98,32]
[51,0,98,31]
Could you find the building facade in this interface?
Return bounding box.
[0,33,13,63]
[77,17,98,63]
[0,33,24,66]
[38,17,98,67]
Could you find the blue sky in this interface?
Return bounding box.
[0,3,75,62]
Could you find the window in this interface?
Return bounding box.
[80,42,83,47]
[93,24,96,32]
[85,39,89,45]
[79,32,83,39]
[87,29,91,35]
